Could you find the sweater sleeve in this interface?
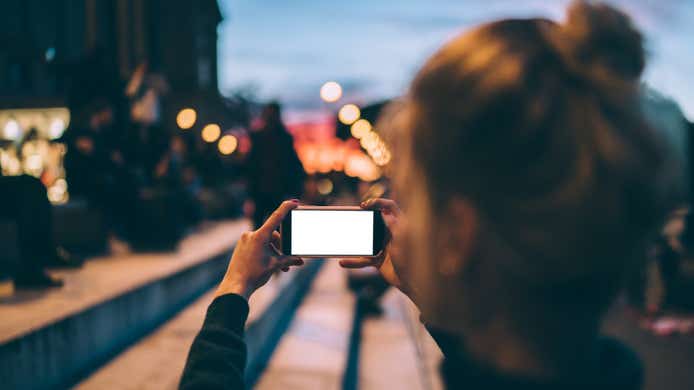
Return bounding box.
[179,294,250,390]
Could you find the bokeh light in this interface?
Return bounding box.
[350,119,371,139]
[320,81,342,103]
[47,178,68,204]
[45,47,56,62]
[317,178,334,195]
[3,119,21,140]
[359,166,381,182]
[344,152,381,181]
[25,154,43,173]
[218,134,238,155]
[201,123,221,143]
[360,131,379,150]
[48,118,66,139]
[338,104,360,125]
[372,147,391,166]
[176,108,197,129]
[317,147,334,173]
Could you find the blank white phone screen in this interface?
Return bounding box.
[291,210,374,255]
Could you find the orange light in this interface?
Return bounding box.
[201,124,221,143]
[338,104,360,125]
[317,178,333,195]
[218,135,238,155]
[351,119,371,139]
[320,81,342,103]
[176,108,196,129]
[372,148,391,166]
[360,131,379,150]
[317,148,333,173]
[359,165,382,182]
[344,152,381,181]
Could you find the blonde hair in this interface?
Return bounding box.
[386,1,669,310]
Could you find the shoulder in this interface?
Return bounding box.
[596,336,643,388]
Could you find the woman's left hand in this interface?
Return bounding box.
[339,198,408,295]
[215,200,304,300]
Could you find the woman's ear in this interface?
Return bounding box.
[438,198,478,277]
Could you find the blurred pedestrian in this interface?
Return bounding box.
[246,102,305,228]
[0,174,81,288]
[63,99,138,241]
[153,134,203,226]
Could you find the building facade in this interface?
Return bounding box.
[0,0,222,113]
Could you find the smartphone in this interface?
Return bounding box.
[280,206,386,257]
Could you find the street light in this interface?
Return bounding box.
[338,104,360,125]
[201,124,221,143]
[3,119,21,140]
[218,134,238,155]
[320,81,342,103]
[360,131,379,150]
[176,108,196,129]
[317,178,334,195]
[48,118,65,140]
[350,119,371,139]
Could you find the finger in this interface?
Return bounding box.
[361,198,401,215]
[269,243,283,256]
[274,256,303,269]
[339,258,376,269]
[270,231,283,255]
[257,200,299,238]
[280,256,304,267]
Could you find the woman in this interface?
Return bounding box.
[180,2,669,388]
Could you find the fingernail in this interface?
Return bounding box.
[290,199,299,203]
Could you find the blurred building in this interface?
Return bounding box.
[0,0,223,138]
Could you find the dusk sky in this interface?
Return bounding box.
[217,0,694,121]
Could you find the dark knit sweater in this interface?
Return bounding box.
[180,294,642,389]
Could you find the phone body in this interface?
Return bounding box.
[280,206,386,258]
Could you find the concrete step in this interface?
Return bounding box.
[76,290,219,390]
[77,261,324,389]
[71,260,446,390]
[0,220,249,390]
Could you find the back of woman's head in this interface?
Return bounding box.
[389,1,669,317]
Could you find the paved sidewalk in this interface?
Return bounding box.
[359,288,443,390]
[255,261,356,390]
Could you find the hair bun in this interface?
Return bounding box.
[560,1,645,81]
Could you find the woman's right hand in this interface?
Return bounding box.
[339,198,407,294]
[215,200,303,300]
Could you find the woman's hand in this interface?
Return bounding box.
[339,198,407,293]
[215,200,304,300]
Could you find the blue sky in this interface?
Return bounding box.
[217,0,694,120]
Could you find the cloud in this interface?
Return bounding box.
[218,0,694,119]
